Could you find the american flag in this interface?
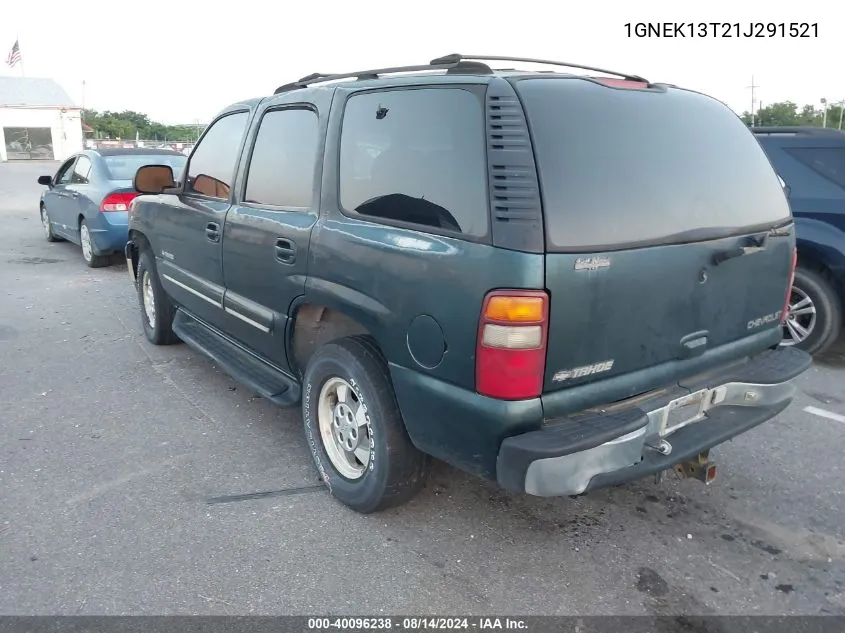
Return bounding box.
[6,39,21,68]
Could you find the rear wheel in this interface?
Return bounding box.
[781,265,843,356]
[79,220,109,268]
[302,336,429,513]
[136,249,179,345]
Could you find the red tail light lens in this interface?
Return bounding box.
[780,247,798,324]
[100,192,138,212]
[476,290,549,400]
[588,77,649,89]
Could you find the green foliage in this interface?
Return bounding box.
[740,101,845,128]
[82,109,206,141]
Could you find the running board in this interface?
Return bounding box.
[172,309,301,407]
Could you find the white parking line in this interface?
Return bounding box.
[804,406,845,425]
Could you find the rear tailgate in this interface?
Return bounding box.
[514,78,794,395]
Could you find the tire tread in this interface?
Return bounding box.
[306,335,429,513]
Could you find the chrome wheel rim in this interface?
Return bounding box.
[80,223,93,262]
[781,285,817,346]
[317,377,371,480]
[41,208,51,238]
[141,271,156,328]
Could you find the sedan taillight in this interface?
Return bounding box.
[100,192,138,212]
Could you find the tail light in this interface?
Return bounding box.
[475,290,549,400]
[100,192,138,212]
[588,77,649,89]
[780,247,798,324]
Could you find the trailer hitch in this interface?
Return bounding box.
[673,450,717,485]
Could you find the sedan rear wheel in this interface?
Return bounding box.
[79,220,109,268]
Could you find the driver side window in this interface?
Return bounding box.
[54,157,77,185]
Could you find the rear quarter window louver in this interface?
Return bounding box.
[485,80,544,253]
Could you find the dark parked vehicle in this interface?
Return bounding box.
[752,126,845,355]
[125,54,811,513]
[37,148,187,267]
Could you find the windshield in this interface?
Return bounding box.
[515,78,792,252]
[103,154,187,182]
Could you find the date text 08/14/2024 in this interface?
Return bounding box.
[625,22,819,38]
[307,618,528,631]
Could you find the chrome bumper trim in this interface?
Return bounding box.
[524,379,796,497]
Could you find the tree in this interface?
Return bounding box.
[82,109,205,141]
[740,100,845,129]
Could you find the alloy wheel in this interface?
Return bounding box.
[141,271,157,328]
[41,208,51,238]
[317,377,371,480]
[781,285,817,346]
[80,224,93,262]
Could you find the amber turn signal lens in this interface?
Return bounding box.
[485,296,545,322]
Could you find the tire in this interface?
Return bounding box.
[781,265,843,356]
[40,205,61,242]
[136,249,179,345]
[79,219,109,268]
[302,335,429,513]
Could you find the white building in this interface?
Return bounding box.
[0,77,83,162]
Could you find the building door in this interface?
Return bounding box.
[3,127,54,160]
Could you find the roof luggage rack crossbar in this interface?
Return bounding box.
[273,59,494,94]
[429,54,650,84]
[751,126,845,137]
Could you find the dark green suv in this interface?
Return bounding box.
[125,54,812,513]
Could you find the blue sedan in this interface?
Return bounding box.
[37,148,187,267]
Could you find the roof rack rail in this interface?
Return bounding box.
[272,59,493,94]
[429,54,650,83]
[751,125,845,137]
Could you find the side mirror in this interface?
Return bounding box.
[37,175,52,187]
[134,164,176,194]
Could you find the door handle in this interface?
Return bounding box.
[274,238,297,264]
[205,222,220,242]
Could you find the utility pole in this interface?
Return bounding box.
[81,80,86,111]
[746,76,759,126]
[838,101,844,130]
[821,98,828,127]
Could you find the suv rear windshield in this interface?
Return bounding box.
[515,78,791,252]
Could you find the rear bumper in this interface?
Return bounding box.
[496,345,812,497]
[86,211,129,254]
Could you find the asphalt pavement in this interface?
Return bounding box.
[1,161,844,616]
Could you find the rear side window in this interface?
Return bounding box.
[516,79,791,251]
[244,108,319,208]
[785,147,845,189]
[185,111,249,199]
[339,87,488,238]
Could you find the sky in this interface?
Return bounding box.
[2,0,841,125]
